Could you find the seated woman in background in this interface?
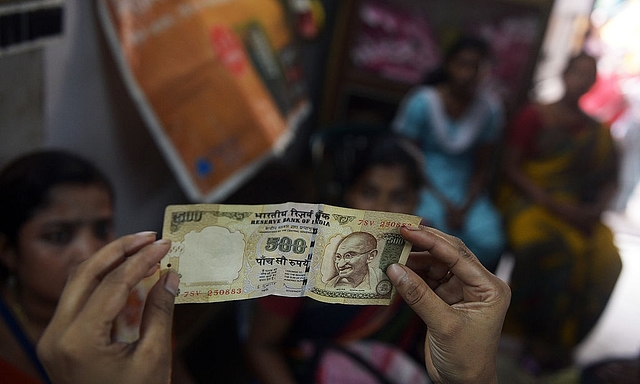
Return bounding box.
[392,35,505,272]
[0,150,194,384]
[243,133,430,384]
[498,52,622,374]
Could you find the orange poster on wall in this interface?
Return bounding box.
[97,0,310,202]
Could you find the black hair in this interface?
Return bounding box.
[423,35,491,86]
[0,150,113,279]
[345,133,425,192]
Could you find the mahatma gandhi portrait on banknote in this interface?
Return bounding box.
[323,232,389,293]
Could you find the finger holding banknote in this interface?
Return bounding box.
[405,249,451,291]
[387,226,511,384]
[36,233,180,384]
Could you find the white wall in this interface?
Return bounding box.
[532,0,596,102]
[43,0,187,235]
[0,50,44,165]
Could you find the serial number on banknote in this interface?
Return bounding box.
[181,288,243,298]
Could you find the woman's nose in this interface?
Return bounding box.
[371,197,389,213]
[70,228,104,262]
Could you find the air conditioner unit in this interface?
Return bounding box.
[0,0,65,57]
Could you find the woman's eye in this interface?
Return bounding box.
[94,220,114,241]
[390,192,409,205]
[358,186,378,199]
[43,228,73,245]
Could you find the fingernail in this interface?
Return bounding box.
[403,224,423,231]
[164,270,180,296]
[153,239,171,246]
[386,263,407,283]
[135,231,157,237]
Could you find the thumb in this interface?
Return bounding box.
[136,270,179,354]
[387,263,449,326]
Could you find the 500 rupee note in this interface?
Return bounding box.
[161,202,421,305]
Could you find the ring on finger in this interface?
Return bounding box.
[439,270,453,284]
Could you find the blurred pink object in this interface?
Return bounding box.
[350,0,440,84]
[301,339,431,384]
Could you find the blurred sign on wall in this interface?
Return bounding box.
[97,0,310,202]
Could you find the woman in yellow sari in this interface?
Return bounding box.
[498,52,622,374]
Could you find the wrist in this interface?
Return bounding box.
[447,365,498,384]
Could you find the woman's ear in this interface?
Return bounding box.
[0,234,18,273]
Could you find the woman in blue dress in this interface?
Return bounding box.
[392,36,505,271]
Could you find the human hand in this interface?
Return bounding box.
[388,226,510,384]
[36,232,180,384]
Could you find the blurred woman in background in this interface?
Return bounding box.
[244,133,430,384]
[392,35,506,272]
[498,52,622,374]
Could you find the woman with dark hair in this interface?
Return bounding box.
[341,133,425,215]
[498,52,622,374]
[421,36,490,86]
[244,133,431,384]
[0,150,197,384]
[0,150,115,383]
[392,35,505,272]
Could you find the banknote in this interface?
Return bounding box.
[161,202,421,305]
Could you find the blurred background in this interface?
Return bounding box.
[1,0,639,382]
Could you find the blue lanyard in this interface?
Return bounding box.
[0,295,52,384]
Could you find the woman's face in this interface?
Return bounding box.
[9,184,114,304]
[563,56,597,101]
[345,164,418,215]
[446,48,486,94]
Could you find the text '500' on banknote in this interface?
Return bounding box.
[161,202,421,305]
